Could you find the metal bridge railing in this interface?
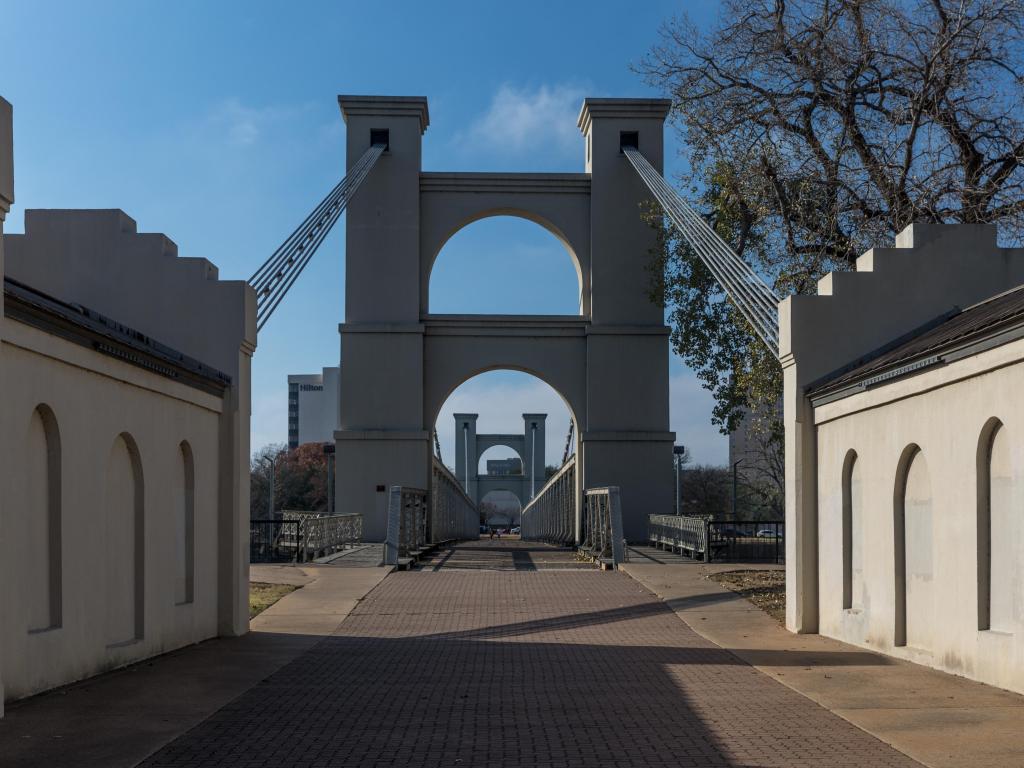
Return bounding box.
[649,515,785,563]
[249,512,362,563]
[581,487,626,567]
[285,511,363,561]
[431,457,478,543]
[649,514,711,561]
[384,487,428,566]
[521,456,576,545]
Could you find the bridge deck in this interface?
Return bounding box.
[141,554,919,767]
[415,536,593,571]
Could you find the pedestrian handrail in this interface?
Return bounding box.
[250,512,362,563]
[384,487,428,566]
[647,515,785,563]
[281,510,363,561]
[521,455,576,544]
[581,486,625,567]
[648,513,710,560]
[431,457,478,542]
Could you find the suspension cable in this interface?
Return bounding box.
[622,146,780,356]
[250,142,387,332]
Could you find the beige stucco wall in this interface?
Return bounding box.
[0,319,225,701]
[780,223,1024,633]
[0,93,255,712]
[814,336,1024,693]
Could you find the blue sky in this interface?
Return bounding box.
[1,0,728,467]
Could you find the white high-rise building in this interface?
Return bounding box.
[287,367,339,449]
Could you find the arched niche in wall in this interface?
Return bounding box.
[977,418,1015,632]
[26,404,62,632]
[175,441,195,606]
[841,449,862,612]
[104,432,145,646]
[894,444,932,649]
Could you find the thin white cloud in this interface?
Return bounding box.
[203,98,313,148]
[458,83,587,156]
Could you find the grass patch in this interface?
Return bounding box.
[707,569,786,623]
[249,582,299,619]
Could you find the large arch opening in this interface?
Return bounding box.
[434,369,578,521]
[428,216,583,316]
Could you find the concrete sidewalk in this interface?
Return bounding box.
[622,561,1024,768]
[0,565,391,768]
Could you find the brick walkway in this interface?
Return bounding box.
[142,542,920,767]
[414,536,593,571]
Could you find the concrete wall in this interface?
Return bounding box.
[780,223,1024,633]
[336,95,675,543]
[0,94,255,711]
[4,209,257,639]
[1,322,223,702]
[814,337,1024,693]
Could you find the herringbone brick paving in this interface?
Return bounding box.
[141,541,921,767]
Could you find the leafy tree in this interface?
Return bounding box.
[638,0,1024,433]
[250,443,329,518]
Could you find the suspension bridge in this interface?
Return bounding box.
[245,95,780,569]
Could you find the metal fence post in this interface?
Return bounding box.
[607,486,624,567]
[384,486,402,566]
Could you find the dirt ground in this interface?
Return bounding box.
[249,582,299,618]
[707,569,786,622]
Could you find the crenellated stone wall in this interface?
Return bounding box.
[0,96,256,712]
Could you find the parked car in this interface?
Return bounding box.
[756,528,783,539]
[510,526,521,535]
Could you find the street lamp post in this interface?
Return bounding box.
[732,458,744,519]
[463,422,469,494]
[323,443,335,515]
[530,422,538,499]
[261,454,276,520]
[673,445,686,515]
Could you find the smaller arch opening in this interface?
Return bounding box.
[478,444,524,478]
[428,216,583,316]
[480,490,522,529]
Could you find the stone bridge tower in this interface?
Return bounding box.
[335,95,674,541]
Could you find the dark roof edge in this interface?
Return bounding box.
[809,316,1024,407]
[805,308,960,395]
[4,277,232,396]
